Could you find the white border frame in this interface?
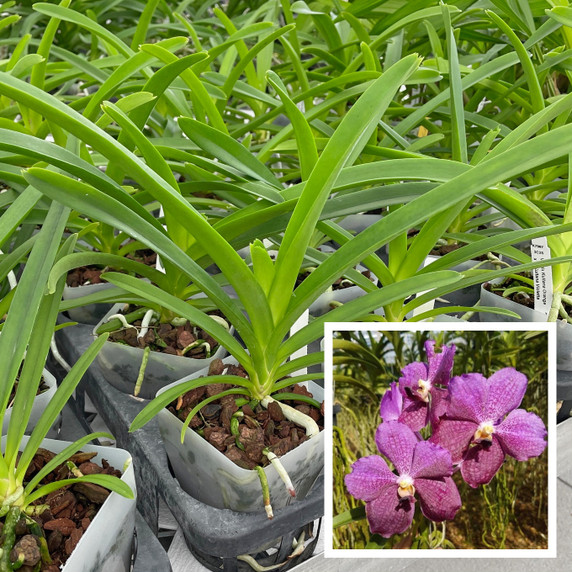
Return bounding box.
[324,321,557,558]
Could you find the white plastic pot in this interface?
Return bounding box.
[156,357,324,513]
[63,283,114,325]
[2,436,136,572]
[93,304,231,399]
[2,369,57,435]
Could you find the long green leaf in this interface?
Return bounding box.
[268,54,421,322]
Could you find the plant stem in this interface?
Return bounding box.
[0,507,20,572]
[548,289,563,322]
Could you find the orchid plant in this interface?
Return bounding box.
[0,0,569,516]
[0,200,133,571]
[342,339,547,545]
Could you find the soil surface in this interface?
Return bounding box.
[66,249,157,287]
[484,275,535,309]
[168,359,324,469]
[430,243,490,261]
[3,449,122,570]
[296,268,372,290]
[8,378,49,409]
[108,305,224,359]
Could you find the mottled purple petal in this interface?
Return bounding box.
[425,341,456,386]
[416,476,462,521]
[429,386,450,428]
[398,396,429,432]
[375,421,417,475]
[365,485,415,538]
[409,441,453,480]
[484,368,528,421]
[380,382,403,423]
[460,438,505,487]
[345,455,396,502]
[495,409,547,461]
[399,362,429,396]
[430,418,477,463]
[448,373,488,423]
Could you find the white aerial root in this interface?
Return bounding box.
[105,313,135,330]
[209,315,230,330]
[264,450,295,497]
[137,309,157,340]
[260,396,319,438]
[288,531,306,559]
[236,555,285,571]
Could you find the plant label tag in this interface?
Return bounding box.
[531,237,553,316]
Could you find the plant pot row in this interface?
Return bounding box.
[54,321,324,571]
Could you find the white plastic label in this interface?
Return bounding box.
[531,237,553,315]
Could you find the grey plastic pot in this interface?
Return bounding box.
[93,304,230,399]
[2,369,57,435]
[2,436,136,572]
[156,357,324,513]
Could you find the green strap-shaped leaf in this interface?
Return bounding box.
[5,234,75,464]
[442,3,467,164]
[0,201,69,461]
[101,271,252,369]
[266,70,318,181]
[268,55,421,322]
[26,474,134,505]
[130,375,252,432]
[278,270,461,360]
[48,252,169,293]
[140,43,228,133]
[178,117,283,189]
[281,123,572,341]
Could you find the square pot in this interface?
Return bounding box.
[156,358,324,513]
[2,436,136,572]
[93,304,230,399]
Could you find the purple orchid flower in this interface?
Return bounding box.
[430,368,547,488]
[380,382,402,423]
[345,421,461,538]
[397,340,456,431]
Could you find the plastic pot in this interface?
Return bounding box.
[156,357,324,513]
[63,282,114,325]
[92,304,230,399]
[2,369,57,434]
[2,436,136,572]
[424,255,504,308]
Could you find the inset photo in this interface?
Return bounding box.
[324,324,556,558]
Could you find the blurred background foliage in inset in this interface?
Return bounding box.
[332,329,548,550]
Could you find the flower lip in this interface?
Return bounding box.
[474,420,495,442]
[417,378,431,402]
[397,474,415,498]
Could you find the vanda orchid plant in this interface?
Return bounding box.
[1,10,572,507]
[0,200,133,571]
[344,340,547,544]
[0,57,462,435]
